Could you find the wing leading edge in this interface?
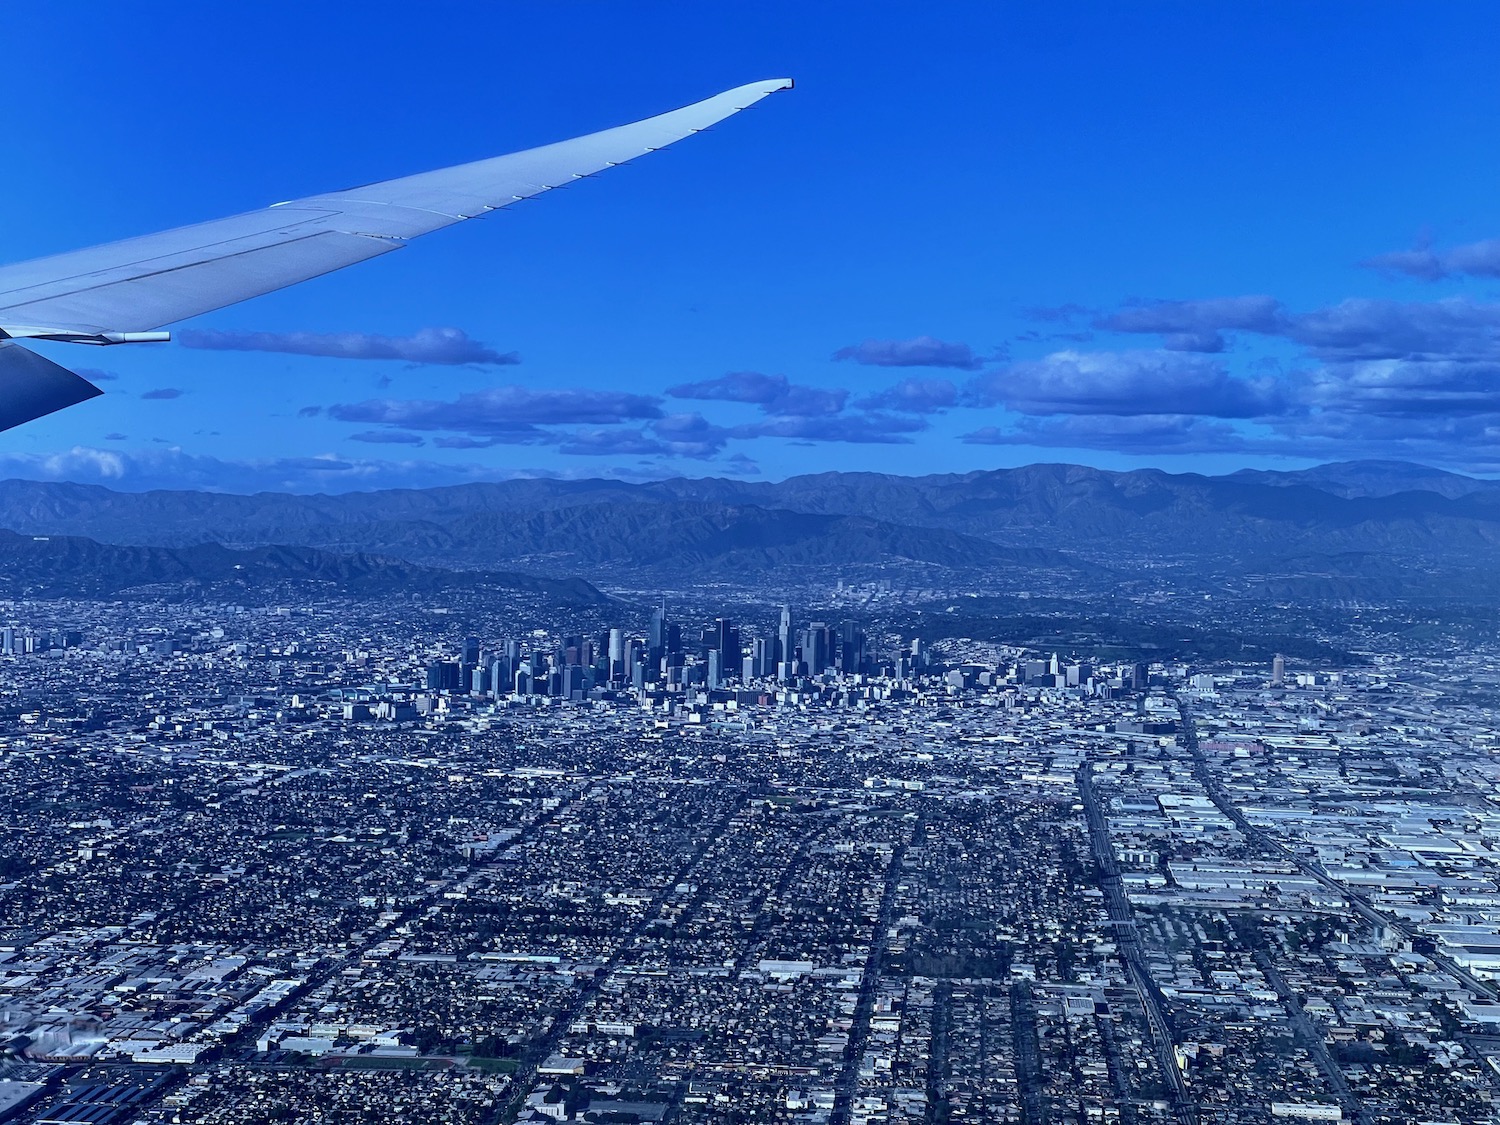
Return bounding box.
[0,78,792,430]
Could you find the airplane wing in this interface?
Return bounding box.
[0,77,792,431]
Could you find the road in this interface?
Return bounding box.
[1009,982,1047,1125]
[1077,766,1199,1125]
[925,982,952,1123]
[830,817,917,1125]
[1095,1013,1140,1125]
[491,791,748,1124]
[1255,952,1373,1125]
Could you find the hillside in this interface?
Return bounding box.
[0,460,1497,594]
[0,530,608,602]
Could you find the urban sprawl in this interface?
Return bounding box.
[2,594,1499,1125]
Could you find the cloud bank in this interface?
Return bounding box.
[179,327,520,366]
[833,335,989,370]
[667,372,848,416]
[1363,238,1500,281]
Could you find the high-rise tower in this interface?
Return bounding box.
[649,602,668,663]
[777,605,794,681]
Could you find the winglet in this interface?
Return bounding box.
[0,341,104,432]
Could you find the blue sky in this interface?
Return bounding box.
[4,1,1500,491]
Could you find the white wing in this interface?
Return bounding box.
[0,78,792,431]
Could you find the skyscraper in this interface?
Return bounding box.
[803,622,831,674]
[714,617,739,680]
[1272,653,1286,687]
[752,636,774,679]
[837,620,865,675]
[780,603,804,684]
[649,602,668,662]
[425,660,460,692]
[608,628,625,683]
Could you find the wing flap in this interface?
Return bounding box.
[2,230,401,334]
[0,210,348,331]
[0,340,104,432]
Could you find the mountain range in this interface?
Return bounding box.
[0,460,1495,598]
[0,530,607,602]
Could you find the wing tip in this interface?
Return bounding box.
[726,77,795,104]
[755,77,795,97]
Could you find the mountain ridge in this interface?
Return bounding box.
[0,461,1497,590]
[0,529,609,602]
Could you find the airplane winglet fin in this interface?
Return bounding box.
[0,340,104,432]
